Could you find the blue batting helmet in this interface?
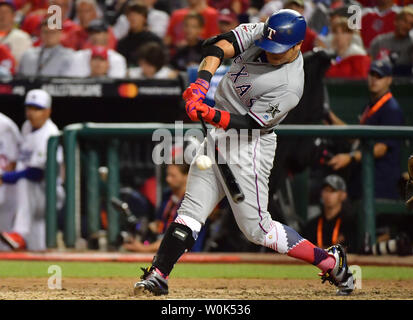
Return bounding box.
[255,9,307,54]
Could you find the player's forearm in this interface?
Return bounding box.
[227,114,262,129]
[349,142,387,164]
[197,39,236,81]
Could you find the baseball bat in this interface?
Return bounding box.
[197,111,245,203]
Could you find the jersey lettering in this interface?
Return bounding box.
[230,65,248,83]
[233,55,242,64]
[235,84,252,97]
[247,98,257,109]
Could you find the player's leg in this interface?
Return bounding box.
[0,179,35,250]
[0,185,17,251]
[221,132,354,295]
[25,185,47,251]
[134,139,226,295]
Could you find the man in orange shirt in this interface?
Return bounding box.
[164,0,219,50]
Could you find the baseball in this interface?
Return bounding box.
[196,155,212,170]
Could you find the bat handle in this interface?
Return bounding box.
[197,111,208,136]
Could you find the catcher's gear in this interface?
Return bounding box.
[319,244,354,296]
[134,266,169,296]
[255,9,306,54]
[406,155,413,209]
[182,78,210,104]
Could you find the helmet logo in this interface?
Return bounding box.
[267,27,277,40]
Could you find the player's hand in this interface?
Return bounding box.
[185,99,200,122]
[195,101,213,119]
[182,78,210,103]
[328,153,351,170]
[123,240,146,252]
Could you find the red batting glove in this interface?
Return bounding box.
[195,102,231,130]
[185,100,199,122]
[195,102,215,121]
[182,78,210,103]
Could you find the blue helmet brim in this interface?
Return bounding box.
[254,38,294,54]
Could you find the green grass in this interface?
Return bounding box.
[0,261,413,280]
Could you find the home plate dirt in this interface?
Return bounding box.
[0,278,412,300]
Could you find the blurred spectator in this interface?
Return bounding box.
[369,6,413,76]
[0,89,63,251]
[128,41,176,79]
[325,17,371,78]
[89,45,109,77]
[284,0,323,53]
[328,60,404,200]
[165,0,220,49]
[67,20,127,78]
[303,175,356,252]
[208,0,250,15]
[117,1,162,67]
[307,0,330,34]
[83,18,115,49]
[62,0,117,50]
[0,0,32,65]
[259,0,314,22]
[0,112,21,251]
[18,19,75,77]
[143,0,170,38]
[123,163,189,253]
[217,8,239,34]
[15,0,48,17]
[0,43,16,76]
[361,0,401,49]
[21,0,81,46]
[259,0,285,22]
[319,5,365,50]
[170,12,204,71]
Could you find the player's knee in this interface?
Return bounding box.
[174,214,202,240]
[241,225,267,246]
[263,221,304,254]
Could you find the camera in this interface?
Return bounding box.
[313,138,335,165]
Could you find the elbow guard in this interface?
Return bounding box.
[202,31,241,60]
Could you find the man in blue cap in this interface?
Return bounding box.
[134,9,355,297]
[329,60,404,200]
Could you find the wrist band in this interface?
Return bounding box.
[197,70,213,83]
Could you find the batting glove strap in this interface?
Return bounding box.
[203,107,230,130]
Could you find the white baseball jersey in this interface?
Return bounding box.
[0,113,21,250]
[12,119,63,251]
[214,22,304,130]
[17,119,62,172]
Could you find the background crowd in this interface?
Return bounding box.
[0,0,412,79]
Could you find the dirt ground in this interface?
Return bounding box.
[0,278,412,300]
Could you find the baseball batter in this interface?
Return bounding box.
[0,89,63,251]
[135,10,354,296]
[0,113,21,251]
